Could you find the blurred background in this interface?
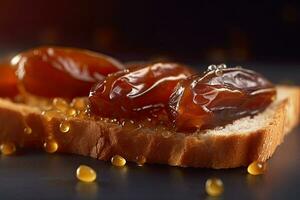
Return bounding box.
[0,0,299,79]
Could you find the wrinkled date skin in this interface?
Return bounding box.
[12,47,124,98]
[89,63,193,119]
[169,68,276,132]
[0,62,19,97]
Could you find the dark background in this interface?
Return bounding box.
[0,0,299,64]
[0,2,300,199]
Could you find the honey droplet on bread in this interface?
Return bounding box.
[59,121,71,133]
[53,98,69,112]
[0,142,16,155]
[66,108,77,117]
[43,140,58,153]
[111,155,126,167]
[136,155,146,166]
[205,178,224,197]
[247,161,267,175]
[76,165,97,183]
[24,126,32,135]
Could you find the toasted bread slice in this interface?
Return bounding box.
[0,86,299,168]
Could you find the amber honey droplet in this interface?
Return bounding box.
[136,155,146,166]
[53,98,69,112]
[59,120,71,133]
[42,110,64,121]
[43,140,58,153]
[66,108,77,117]
[24,126,32,134]
[111,155,126,167]
[0,142,16,155]
[247,161,267,175]
[76,165,97,183]
[71,98,87,111]
[205,178,224,197]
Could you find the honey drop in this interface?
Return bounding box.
[247,161,267,175]
[111,155,126,167]
[24,126,32,134]
[66,108,77,117]
[0,142,16,155]
[76,165,97,183]
[53,98,69,112]
[43,140,58,153]
[205,178,224,197]
[59,121,71,133]
[136,155,146,166]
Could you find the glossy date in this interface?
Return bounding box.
[89,63,193,119]
[0,62,19,98]
[169,67,276,131]
[13,46,124,98]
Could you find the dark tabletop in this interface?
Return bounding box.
[0,63,299,200]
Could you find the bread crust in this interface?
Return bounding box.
[0,86,299,168]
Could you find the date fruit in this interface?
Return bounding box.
[89,63,193,119]
[169,67,276,131]
[0,62,18,97]
[13,47,124,98]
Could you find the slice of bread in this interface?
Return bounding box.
[0,86,299,168]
